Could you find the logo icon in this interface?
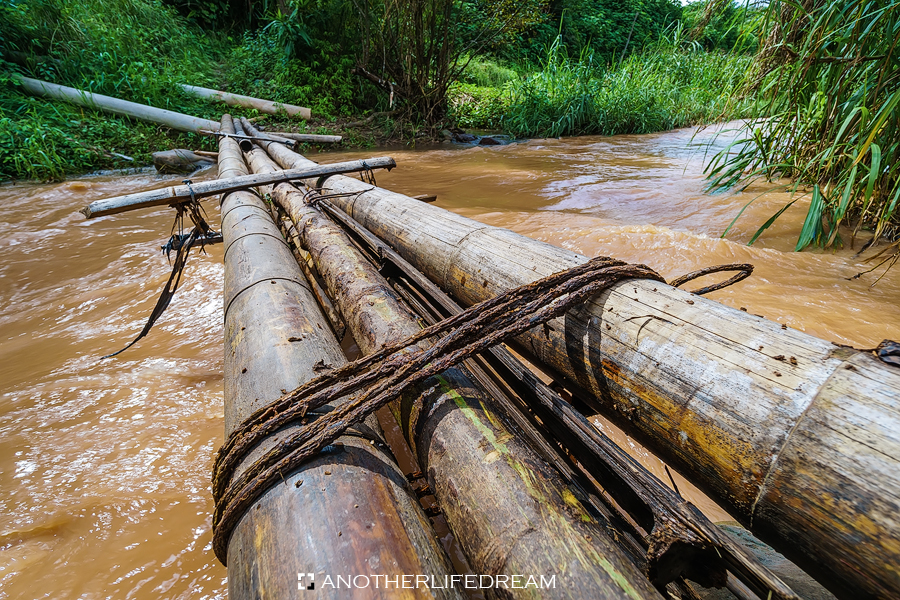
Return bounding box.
[298,573,315,590]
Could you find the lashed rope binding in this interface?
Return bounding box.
[210,256,752,563]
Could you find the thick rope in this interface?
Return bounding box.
[210,257,751,563]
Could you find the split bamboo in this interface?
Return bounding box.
[180,84,311,119]
[242,142,663,600]
[244,130,900,600]
[81,157,395,218]
[217,114,458,600]
[17,76,219,133]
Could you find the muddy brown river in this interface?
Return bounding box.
[1,124,897,598]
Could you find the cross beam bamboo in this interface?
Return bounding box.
[80,157,395,218]
[180,84,311,119]
[217,114,459,599]
[264,131,343,144]
[245,131,900,600]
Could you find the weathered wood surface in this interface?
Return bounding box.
[244,143,664,600]
[218,115,458,600]
[273,212,347,340]
[81,157,394,218]
[179,84,311,119]
[246,136,900,600]
[264,131,343,144]
[17,76,220,133]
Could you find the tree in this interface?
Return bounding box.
[351,0,547,124]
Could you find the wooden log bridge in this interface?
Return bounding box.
[216,114,459,599]
[241,129,900,600]
[80,157,395,218]
[241,140,665,599]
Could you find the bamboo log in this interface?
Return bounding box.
[180,84,311,119]
[217,114,459,599]
[245,134,900,600]
[81,157,394,218]
[242,143,664,599]
[16,76,219,133]
[264,131,343,144]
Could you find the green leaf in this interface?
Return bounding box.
[796,185,825,251]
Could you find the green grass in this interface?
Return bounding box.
[501,31,752,137]
[0,0,232,180]
[449,29,753,137]
[706,0,900,250]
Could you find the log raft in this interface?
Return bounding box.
[241,141,664,599]
[216,114,459,599]
[239,128,900,600]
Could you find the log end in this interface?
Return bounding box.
[79,206,92,219]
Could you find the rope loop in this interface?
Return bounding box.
[669,263,753,295]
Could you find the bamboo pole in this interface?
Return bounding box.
[264,131,343,144]
[242,143,665,599]
[180,84,311,119]
[81,157,395,218]
[216,114,459,600]
[16,76,220,133]
[244,131,900,600]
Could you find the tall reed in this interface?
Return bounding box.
[501,27,753,138]
[707,0,900,250]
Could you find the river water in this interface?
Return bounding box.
[1,124,897,599]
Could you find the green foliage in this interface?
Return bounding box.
[492,30,751,138]
[706,0,900,249]
[226,32,375,117]
[495,0,683,64]
[449,83,510,129]
[458,56,520,87]
[0,0,226,180]
[681,0,761,53]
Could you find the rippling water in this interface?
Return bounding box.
[1,124,897,598]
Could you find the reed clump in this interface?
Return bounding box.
[706,0,900,250]
[494,29,752,138]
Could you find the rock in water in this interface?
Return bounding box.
[153,149,215,174]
